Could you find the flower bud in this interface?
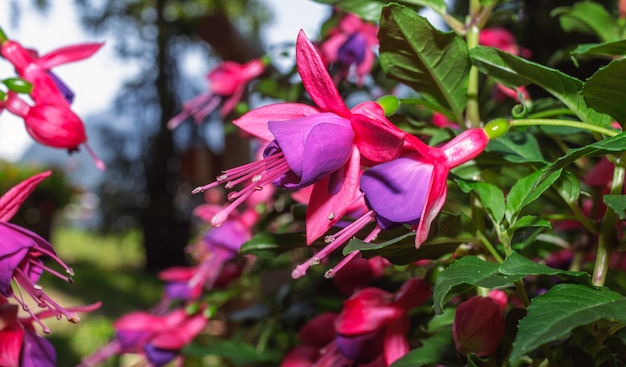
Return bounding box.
[452,296,505,357]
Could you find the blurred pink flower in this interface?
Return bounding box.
[320,13,378,85]
[168,58,267,129]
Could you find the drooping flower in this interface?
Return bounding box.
[0,38,105,169]
[168,57,268,129]
[0,294,100,367]
[0,171,87,329]
[0,38,102,105]
[452,296,506,357]
[291,127,494,279]
[320,13,379,85]
[78,307,208,367]
[195,30,405,245]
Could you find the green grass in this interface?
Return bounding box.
[38,226,164,366]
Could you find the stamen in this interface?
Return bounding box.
[291,210,376,279]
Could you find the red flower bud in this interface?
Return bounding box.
[452,296,505,357]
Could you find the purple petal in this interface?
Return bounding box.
[338,33,367,66]
[47,72,75,104]
[19,329,56,367]
[144,343,178,367]
[204,220,250,254]
[335,330,384,363]
[360,155,433,229]
[269,112,354,189]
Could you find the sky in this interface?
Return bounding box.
[0,0,328,161]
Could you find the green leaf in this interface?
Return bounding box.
[470,46,613,128]
[240,232,306,254]
[510,283,626,363]
[541,132,626,180]
[484,131,546,163]
[552,1,619,42]
[184,340,281,365]
[571,39,626,58]
[555,170,580,205]
[505,169,562,223]
[391,328,459,366]
[344,212,475,264]
[604,195,626,220]
[379,4,470,123]
[455,179,505,224]
[508,215,551,236]
[433,256,521,313]
[312,0,446,22]
[583,58,626,124]
[499,252,592,285]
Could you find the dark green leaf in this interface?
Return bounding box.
[471,46,613,128]
[505,169,562,223]
[433,256,521,313]
[552,1,618,42]
[379,4,470,122]
[555,170,580,205]
[583,58,626,124]
[344,211,476,264]
[508,215,551,238]
[604,194,626,220]
[510,283,626,362]
[455,179,505,224]
[391,328,459,366]
[484,131,546,163]
[184,340,281,365]
[541,132,626,180]
[571,39,626,58]
[240,232,306,254]
[499,252,592,285]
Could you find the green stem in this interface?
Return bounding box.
[465,24,481,128]
[527,108,577,119]
[592,154,625,286]
[0,26,7,43]
[477,230,504,263]
[509,119,619,137]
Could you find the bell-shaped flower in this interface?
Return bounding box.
[0,171,88,330]
[167,57,267,129]
[196,30,405,245]
[334,278,430,365]
[452,296,506,357]
[360,128,490,248]
[78,307,207,367]
[0,38,102,105]
[320,13,379,85]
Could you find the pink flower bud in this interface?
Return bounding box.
[452,296,505,357]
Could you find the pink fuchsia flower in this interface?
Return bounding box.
[0,295,100,367]
[334,278,431,365]
[452,296,506,357]
[478,28,530,102]
[320,13,379,85]
[360,128,491,248]
[0,39,102,105]
[79,308,208,367]
[196,30,405,245]
[168,57,268,129]
[0,171,86,330]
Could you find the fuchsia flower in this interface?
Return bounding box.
[320,13,379,85]
[0,294,99,367]
[452,295,506,357]
[0,38,105,169]
[478,28,530,102]
[0,171,86,329]
[79,308,208,367]
[282,278,430,366]
[292,127,491,279]
[168,57,268,129]
[194,30,405,246]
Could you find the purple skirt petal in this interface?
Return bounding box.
[360,155,433,229]
[269,112,354,189]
